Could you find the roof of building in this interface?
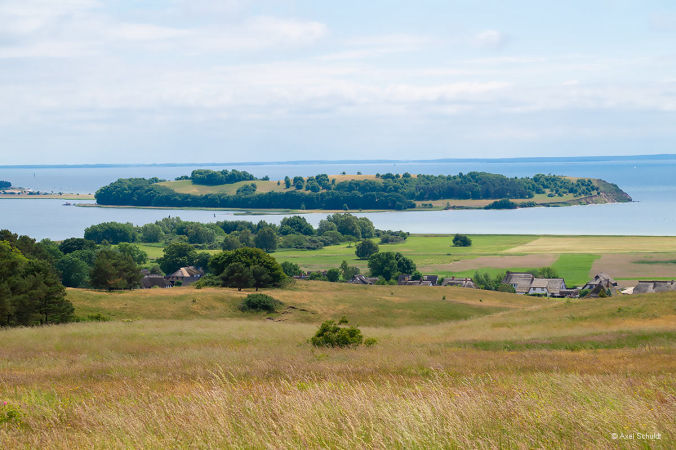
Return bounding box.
[634,280,676,294]
[546,278,566,295]
[422,275,439,284]
[503,272,535,294]
[584,273,618,289]
[168,266,203,278]
[530,279,549,289]
[350,275,379,285]
[141,275,172,289]
[442,277,475,288]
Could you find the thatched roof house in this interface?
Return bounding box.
[141,275,172,289]
[633,280,676,294]
[441,277,476,289]
[166,266,204,286]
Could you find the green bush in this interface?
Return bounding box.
[193,274,221,289]
[326,268,341,282]
[452,233,472,247]
[311,318,365,348]
[239,293,283,312]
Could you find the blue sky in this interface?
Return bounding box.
[0,0,675,164]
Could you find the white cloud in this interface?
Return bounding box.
[474,30,509,49]
[0,0,674,157]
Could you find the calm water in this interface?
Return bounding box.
[1,157,675,239]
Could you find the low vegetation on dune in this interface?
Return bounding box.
[0,286,673,448]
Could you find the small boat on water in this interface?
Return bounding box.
[63,202,72,206]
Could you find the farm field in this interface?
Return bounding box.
[269,235,676,287]
[0,282,674,448]
[133,234,676,288]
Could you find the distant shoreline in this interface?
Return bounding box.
[1,153,675,169]
[0,193,95,200]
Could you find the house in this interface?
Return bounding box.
[166,266,204,286]
[633,280,676,294]
[441,277,476,289]
[528,278,550,295]
[528,278,566,296]
[559,288,580,298]
[421,275,439,285]
[350,274,379,285]
[398,274,412,284]
[583,273,619,296]
[397,274,439,286]
[502,272,535,295]
[141,275,172,289]
[502,272,568,297]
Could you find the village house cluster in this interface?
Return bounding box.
[346,270,675,298]
[143,265,675,298]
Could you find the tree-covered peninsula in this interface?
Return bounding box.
[94,169,631,211]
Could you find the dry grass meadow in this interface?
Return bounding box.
[507,236,676,254]
[1,282,674,448]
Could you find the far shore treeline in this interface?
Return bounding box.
[94,169,611,210]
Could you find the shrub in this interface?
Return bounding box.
[497,283,517,293]
[308,271,328,281]
[239,293,283,312]
[326,268,341,282]
[452,234,472,247]
[281,261,302,277]
[485,199,518,210]
[355,239,379,259]
[311,319,364,348]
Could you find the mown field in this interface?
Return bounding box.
[1,282,674,448]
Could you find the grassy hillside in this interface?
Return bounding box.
[0,284,673,448]
[66,281,531,326]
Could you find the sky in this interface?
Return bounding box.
[0,0,675,164]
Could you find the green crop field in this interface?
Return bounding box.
[551,253,601,287]
[274,234,538,271]
[1,282,674,448]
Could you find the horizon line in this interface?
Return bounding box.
[1,153,675,169]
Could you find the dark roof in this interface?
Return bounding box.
[633,280,676,294]
[422,275,439,285]
[141,275,172,289]
[350,275,379,285]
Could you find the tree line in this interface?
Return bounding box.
[95,177,413,210]
[95,171,600,210]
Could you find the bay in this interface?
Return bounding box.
[1,156,675,239]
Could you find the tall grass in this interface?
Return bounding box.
[1,290,674,448]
